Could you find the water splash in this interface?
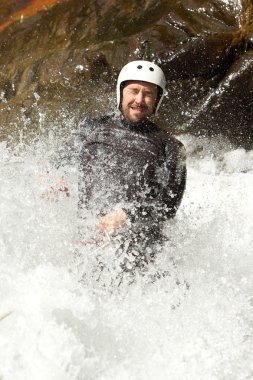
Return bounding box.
[0,129,253,379]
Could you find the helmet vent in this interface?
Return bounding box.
[149,67,154,71]
[137,65,143,69]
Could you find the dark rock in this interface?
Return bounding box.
[0,0,252,148]
[185,50,253,149]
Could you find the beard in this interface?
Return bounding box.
[122,104,152,124]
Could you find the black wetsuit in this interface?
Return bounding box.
[77,114,186,272]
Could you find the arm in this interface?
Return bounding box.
[159,139,186,219]
[41,118,97,201]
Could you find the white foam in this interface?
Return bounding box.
[0,131,252,380]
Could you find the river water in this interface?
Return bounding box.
[0,124,253,380]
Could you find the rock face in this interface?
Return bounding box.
[0,0,252,147]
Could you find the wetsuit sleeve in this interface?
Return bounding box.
[128,139,186,222]
[51,132,82,168]
[50,118,95,168]
[159,140,186,219]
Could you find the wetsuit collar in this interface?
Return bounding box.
[120,114,156,132]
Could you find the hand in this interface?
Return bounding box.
[99,210,127,232]
[37,175,70,201]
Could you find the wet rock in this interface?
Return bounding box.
[0,0,252,147]
[185,50,253,149]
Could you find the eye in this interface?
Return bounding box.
[137,65,143,69]
[149,67,154,71]
[128,88,138,95]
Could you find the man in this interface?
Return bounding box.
[77,60,186,273]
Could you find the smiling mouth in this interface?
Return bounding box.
[130,105,146,111]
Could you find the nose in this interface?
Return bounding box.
[135,91,145,104]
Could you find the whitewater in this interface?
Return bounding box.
[0,124,253,380]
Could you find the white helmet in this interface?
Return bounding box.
[116,60,166,115]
